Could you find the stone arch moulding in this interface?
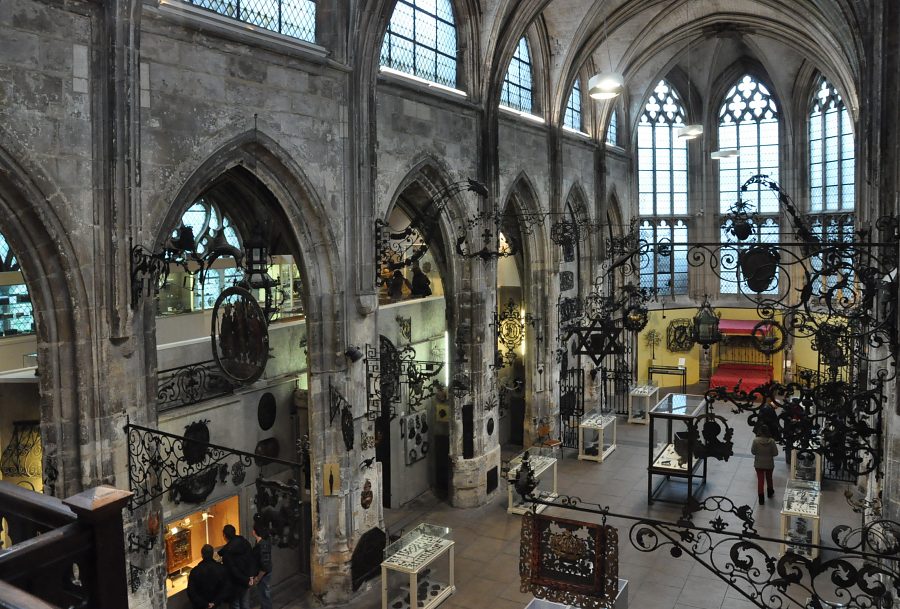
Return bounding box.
[0,139,96,498]
[147,129,344,375]
[563,181,594,284]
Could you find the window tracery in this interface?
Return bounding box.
[380,0,457,89]
[501,37,534,114]
[809,77,854,213]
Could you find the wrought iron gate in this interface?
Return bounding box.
[559,368,584,449]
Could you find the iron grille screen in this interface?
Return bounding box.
[181,0,316,43]
[380,0,458,88]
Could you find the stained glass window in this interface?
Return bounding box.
[563,79,583,131]
[639,220,688,296]
[500,37,533,113]
[607,110,618,145]
[183,0,316,43]
[718,74,780,294]
[0,232,33,337]
[810,77,854,212]
[380,0,457,89]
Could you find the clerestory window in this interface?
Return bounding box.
[500,37,534,114]
[380,0,458,89]
[183,0,316,43]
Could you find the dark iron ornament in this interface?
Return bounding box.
[364,339,445,420]
[666,318,695,352]
[511,457,900,609]
[693,297,721,350]
[156,360,235,413]
[396,315,412,344]
[0,420,42,479]
[211,286,270,384]
[253,477,304,549]
[124,421,304,511]
[493,299,540,369]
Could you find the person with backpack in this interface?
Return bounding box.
[751,425,779,505]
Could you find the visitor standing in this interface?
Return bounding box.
[409,263,432,298]
[218,525,255,609]
[388,270,410,301]
[187,544,232,609]
[751,425,779,505]
[252,524,273,609]
[757,397,782,441]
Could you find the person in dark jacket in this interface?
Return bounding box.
[252,523,273,609]
[409,263,432,298]
[751,425,779,505]
[757,397,782,441]
[218,525,255,609]
[388,270,411,301]
[187,544,232,609]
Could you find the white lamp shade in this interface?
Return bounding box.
[588,72,624,99]
[678,124,704,139]
[711,148,740,160]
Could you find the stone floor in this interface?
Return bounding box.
[279,391,858,609]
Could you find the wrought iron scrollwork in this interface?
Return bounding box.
[156,360,235,412]
[124,422,303,511]
[364,338,445,419]
[493,299,540,369]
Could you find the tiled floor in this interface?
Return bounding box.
[280,394,856,609]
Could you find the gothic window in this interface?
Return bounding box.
[607,110,618,145]
[184,0,316,42]
[0,233,34,336]
[639,219,688,295]
[637,80,688,296]
[501,37,534,113]
[563,78,583,131]
[380,0,457,89]
[810,77,854,212]
[718,74,780,294]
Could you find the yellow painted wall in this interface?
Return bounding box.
[635,307,785,387]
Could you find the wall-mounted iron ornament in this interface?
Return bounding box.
[211,286,270,383]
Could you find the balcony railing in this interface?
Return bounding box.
[0,481,132,609]
[157,360,235,412]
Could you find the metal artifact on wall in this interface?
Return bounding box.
[365,337,445,419]
[254,477,303,548]
[520,511,619,608]
[666,318,695,352]
[402,412,429,465]
[211,286,269,383]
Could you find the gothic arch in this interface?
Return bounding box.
[148,130,342,374]
[0,140,96,497]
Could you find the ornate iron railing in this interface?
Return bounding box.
[156,360,235,412]
[511,457,900,609]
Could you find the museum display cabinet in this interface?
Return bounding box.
[789,448,823,484]
[578,411,617,463]
[628,382,659,424]
[647,393,708,504]
[781,479,821,559]
[507,449,558,515]
[381,523,455,609]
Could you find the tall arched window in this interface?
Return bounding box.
[563,78,583,131]
[0,232,34,336]
[607,110,618,145]
[638,80,688,296]
[500,37,533,114]
[810,77,854,212]
[187,0,315,42]
[380,0,457,89]
[718,74,780,294]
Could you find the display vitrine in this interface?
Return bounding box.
[647,393,708,504]
[382,523,455,609]
[628,383,659,424]
[507,449,558,515]
[578,412,617,462]
[789,448,823,483]
[781,479,821,559]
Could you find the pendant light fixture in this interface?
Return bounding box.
[678,2,702,141]
[589,2,623,100]
[711,148,740,160]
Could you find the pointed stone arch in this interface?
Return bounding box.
[0,140,96,497]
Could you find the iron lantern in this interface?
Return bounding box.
[693,297,721,350]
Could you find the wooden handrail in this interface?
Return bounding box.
[0,581,58,609]
[0,524,91,580]
[0,483,76,529]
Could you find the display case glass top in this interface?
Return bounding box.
[580,412,616,430]
[629,382,658,396]
[383,523,453,572]
[650,393,706,417]
[507,450,556,478]
[782,479,821,516]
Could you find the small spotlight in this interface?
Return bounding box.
[345,346,363,363]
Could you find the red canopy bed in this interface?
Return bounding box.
[708,319,774,392]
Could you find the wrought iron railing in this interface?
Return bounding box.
[180,0,316,43]
[0,481,131,609]
[156,360,234,412]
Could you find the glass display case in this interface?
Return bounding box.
[647,393,708,504]
[507,449,558,515]
[781,479,821,559]
[578,411,617,463]
[628,382,659,424]
[382,523,455,609]
[789,448,823,483]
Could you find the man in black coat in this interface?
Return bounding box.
[187,544,231,609]
[218,524,255,609]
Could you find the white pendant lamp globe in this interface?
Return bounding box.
[678,124,704,140]
[711,148,740,160]
[589,72,624,99]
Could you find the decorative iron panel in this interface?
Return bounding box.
[157,360,235,412]
[559,368,584,449]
